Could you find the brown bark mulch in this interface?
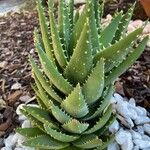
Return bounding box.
[0,10,149,143]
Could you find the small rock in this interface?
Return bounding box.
[1,147,12,150]
[0,61,7,69]
[107,142,120,150]
[16,104,26,115]
[133,139,150,149]
[142,135,150,141]
[134,116,150,125]
[0,99,6,108]
[136,126,144,135]
[128,98,136,107]
[136,106,147,116]
[19,95,31,102]
[131,130,142,140]
[133,146,140,150]
[116,129,133,150]
[11,83,22,90]
[143,124,150,135]
[113,93,124,102]
[22,120,31,128]
[4,134,17,148]
[110,96,117,104]
[109,120,120,133]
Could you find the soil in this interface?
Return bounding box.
[0,5,150,144]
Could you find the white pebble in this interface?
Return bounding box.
[27,104,39,108]
[1,147,12,150]
[109,120,120,133]
[11,82,22,90]
[134,116,150,125]
[116,129,133,150]
[16,104,26,115]
[143,124,150,135]
[133,146,140,150]
[4,134,17,148]
[125,117,134,128]
[107,142,120,150]
[128,98,136,107]
[21,120,31,128]
[113,93,124,102]
[136,106,147,116]
[110,96,117,104]
[142,135,150,141]
[131,130,142,140]
[133,139,150,149]
[136,126,144,135]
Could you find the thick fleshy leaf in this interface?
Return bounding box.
[112,4,135,42]
[58,0,70,51]
[94,28,143,64]
[83,84,114,121]
[30,56,62,103]
[95,134,115,150]
[105,36,149,86]
[23,106,57,129]
[20,109,45,132]
[48,0,68,68]
[82,58,104,104]
[62,119,89,134]
[87,0,100,54]
[35,41,73,94]
[24,135,69,149]
[96,114,116,136]
[73,134,102,149]
[16,127,44,138]
[83,106,112,134]
[99,12,122,49]
[44,124,79,142]
[51,103,71,124]
[37,0,54,62]
[69,4,87,54]
[64,21,93,84]
[61,84,89,118]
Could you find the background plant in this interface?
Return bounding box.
[16,0,148,149]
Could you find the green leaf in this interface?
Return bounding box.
[73,134,102,149]
[82,58,104,105]
[83,105,112,134]
[69,3,87,54]
[23,106,57,129]
[94,28,143,64]
[64,20,93,84]
[95,134,115,150]
[96,114,116,136]
[58,0,70,51]
[37,0,54,63]
[83,84,114,121]
[62,119,89,134]
[24,135,69,149]
[20,109,45,131]
[105,36,149,86]
[31,83,52,109]
[112,4,135,42]
[61,84,89,118]
[16,127,44,137]
[51,104,71,124]
[35,42,73,94]
[48,0,68,68]
[99,12,122,49]
[44,124,79,142]
[87,0,100,54]
[30,56,62,103]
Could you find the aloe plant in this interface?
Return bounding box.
[16,0,148,149]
